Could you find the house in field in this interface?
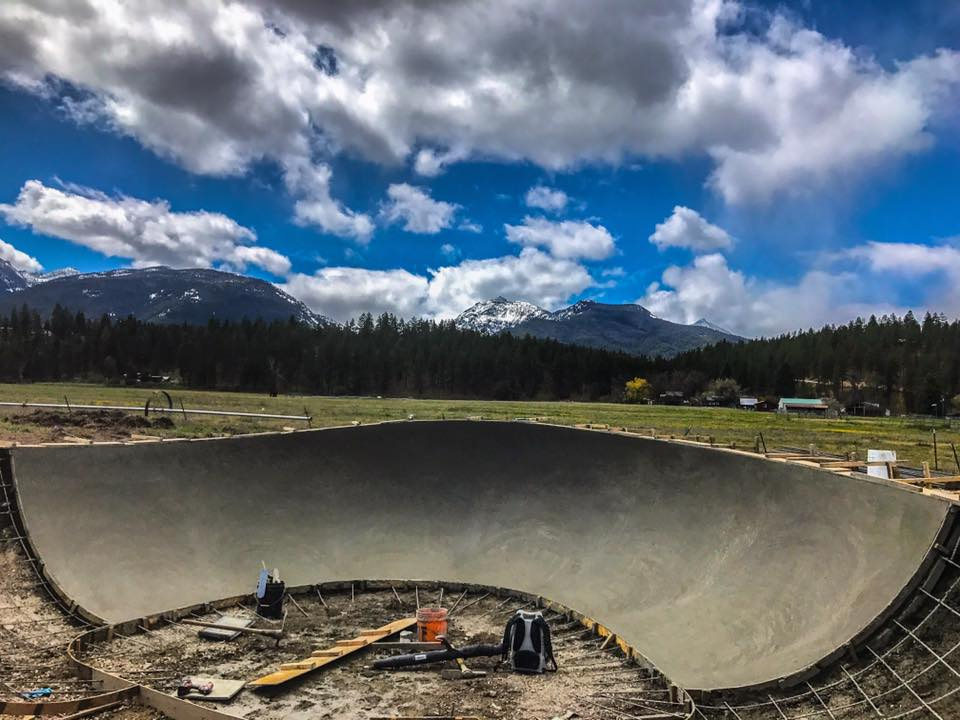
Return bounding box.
[658,390,685,405]
[777,397,829,415]
[739,397,773,411]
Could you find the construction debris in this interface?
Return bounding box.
[196,614,253,641]
[176,677,244,703]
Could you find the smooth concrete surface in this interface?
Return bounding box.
[11,421,951,690]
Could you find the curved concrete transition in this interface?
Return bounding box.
[9,421,953,690]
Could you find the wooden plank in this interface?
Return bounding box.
[917,476,960,486]
[279,661,314,670]
[247,617,416,688]
[58,701,124,720]
[819,460,902,469]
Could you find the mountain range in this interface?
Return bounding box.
[0,261,324,326]
[454,297,741,357]
[0,261,739,356]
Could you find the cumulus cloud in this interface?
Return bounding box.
[280,248,593,322]
[525,186,568,213]
[649,206,733,252]
[0,238,42,273]
[282,267,430,322]
[2,0,956,211]
[380,183,459,234]
[640,253,904,337]
[426,248,593,317]
[848,241,960,276]
[0,180,291,275]
[505,217,615,260]
[284,161,374,242]
[844,241,960,315]
[413,147,469,177]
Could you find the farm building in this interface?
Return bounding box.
[777,397,829,415]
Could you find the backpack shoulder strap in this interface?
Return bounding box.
[534,616,558,671]
[501,614,521,660]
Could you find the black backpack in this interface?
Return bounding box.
[501,610,558,673]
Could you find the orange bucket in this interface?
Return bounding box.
[416,607,448,642]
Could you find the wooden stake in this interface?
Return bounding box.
[446,589,469,615]
[287,593,310,618]
[315,587,328,609]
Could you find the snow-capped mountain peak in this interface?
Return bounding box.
[453,296,742,357]
[692,318,734,335]
[454,297,550,334]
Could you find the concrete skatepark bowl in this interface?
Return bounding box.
[8,420,956,695]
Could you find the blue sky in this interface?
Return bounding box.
[0,0,958,335]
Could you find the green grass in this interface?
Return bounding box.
[0,382,957,469]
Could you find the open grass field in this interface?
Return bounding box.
[0,382,957,469]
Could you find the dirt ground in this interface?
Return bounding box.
[0,409,175,444]
[77,588,674,720]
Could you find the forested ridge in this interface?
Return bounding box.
[1,304,958,414]
[0,305,644,401]
[667,311,960,414]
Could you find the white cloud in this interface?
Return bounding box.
[844,241,960,315]
[505,217,615,260]
[284,160,374,242]
[426,248,593,317]
[280,247,593,322]
[282,267,429,322]
[0,180,291,275]
[2,1,956,210]
[413,147,468,177]
[640,253,904,337]
[848,241,960,277]
[649,206,733,252]
[458,221,483,233]
[525,186,568,212]
[380,183,459,234]
[0,238,42,273]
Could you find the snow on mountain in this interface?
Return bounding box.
[454,296,742,357]
[0,261,330,327]
[552,299,652,322]
[692,318,734,335]
[454,296,551,334]
[0,260,29,293]
[24,267,81,285]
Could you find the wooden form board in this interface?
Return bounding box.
[0,687,138,716]
[247,617,416,688]
[901,475,960,486]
